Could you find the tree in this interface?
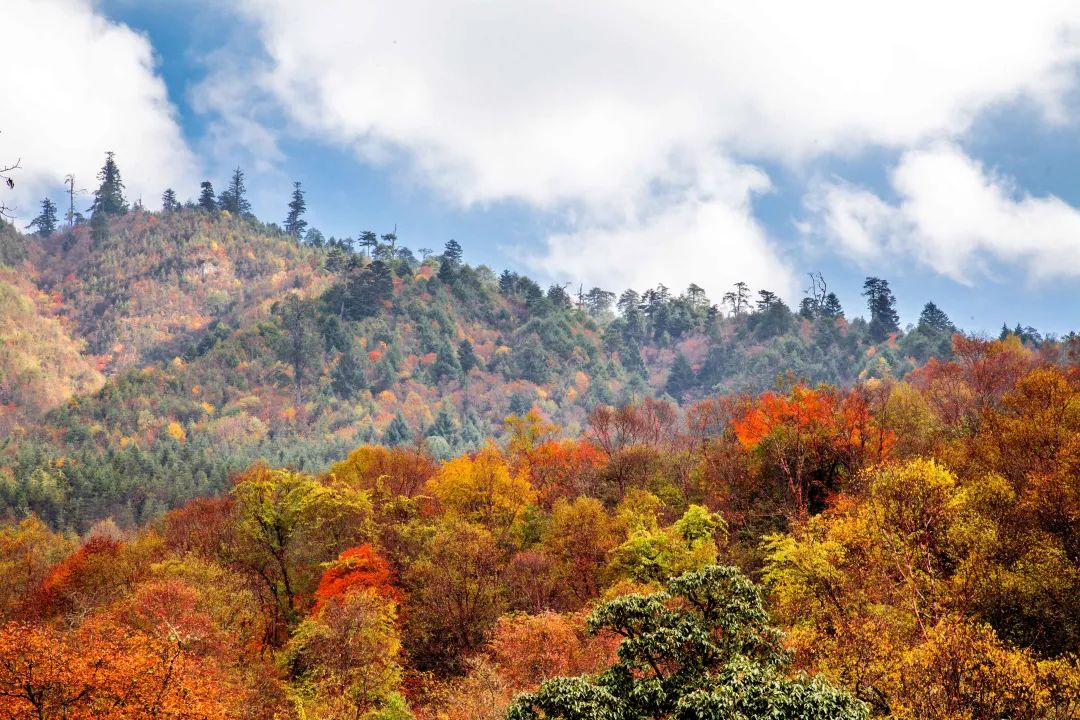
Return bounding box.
[284,181,307,239]
[506,566,867,720]
[862,276,900,342]
[282,588,406,719]
[584,287,616,317]
[384,414,411,446]
[331,343,368,399]
[917,301,954,335]
[160,188,180,212]
[312,544,401,613]
[438,239,463,283]
[430,341,462,383]
[197,181,217,211]
[25,198,58,236]
[344,260,393,320]
[459,338,480,374]
[404,520,504,672]
[219,166,250,215]
[231,465,371,642]
[358,230,379,257]
[665,353,696,399]
[89,151,127,216]
[272,294,323,408]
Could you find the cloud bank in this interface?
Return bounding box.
[2,0,196,217]
[807,145,1080,284]
[211,1,1080,296]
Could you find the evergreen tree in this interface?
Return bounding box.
[430,342,462,383]
[331,344,368,399]
[917,301,955,335]
[862,276,900,342]
[89,151,127,216]
[304,227,325,247]
[344,260,393,320]
[665,353,696,398]
[90,209,109,246]
[220,166,250,215]
[26,198,58,236]
[820,292,844,319]
[357,230,378,257]
[427,406,457,440]
[437,239,463,283]
[284,181,307,239]
[160,188,180,212]
[458,339,479,374]
[198,182,217,212]
[384,413,410,446]
[272,294,323,408]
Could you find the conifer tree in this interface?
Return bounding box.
[331,344,368,399]
[89,151,127,216]
[384,414,410,446]
[438,239,463,283]
[284,181,307,239]
[26,198,58,236]
[160,188,180,212]
[917,301,954,335]
[198,181,217,211]
[665,352,696,398]
[220,166,250,215]
[458,338,479,374]
[862,276,900,342]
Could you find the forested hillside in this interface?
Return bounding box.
[0,156,1010,530]
[1,335,1077,719]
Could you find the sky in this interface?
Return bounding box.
[5,1,1080,335]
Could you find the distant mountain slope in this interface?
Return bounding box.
[0,207,993,529]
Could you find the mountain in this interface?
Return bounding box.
[0,205,1008,530]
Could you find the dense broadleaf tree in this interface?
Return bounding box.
[506,566,867,720]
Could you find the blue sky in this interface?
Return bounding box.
[9,1,1080,335]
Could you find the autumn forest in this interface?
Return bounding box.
[0,155,1078,719]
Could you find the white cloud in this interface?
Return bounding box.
[523,154,794,297]
[807,144,1080,283]
[1,0,196,216]
[211,0,1080,295]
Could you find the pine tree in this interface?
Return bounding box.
[437,239,463,283]
[272,294,323,409]
[427,406,457,440]
[458,339,479,374]
[331,344,368,399]
[26,198,58,236]
[220,166,250,215]
[430,342,462,382]
[344,260,393,320]
[665,353,696,398]
[384,413,410,446]
[917,301,954,335]
[820,292,844,319]
[90,151,128,216]
[198,182,217,212]
[161,188,180,212]
[284,181,307,239]
[304,227,325,247]
[862,277,900,342]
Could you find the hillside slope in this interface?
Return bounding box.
[0,208,978,529]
